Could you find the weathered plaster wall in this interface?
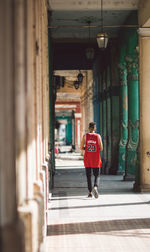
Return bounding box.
[139,0,150,27]
[0,0,50,251]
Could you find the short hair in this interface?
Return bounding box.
[89,122,96,129]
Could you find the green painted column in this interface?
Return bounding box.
[124,54,139,180]
[66,118,72,145]
[99,74,103,136]
[106,66,112,173]
[110,87,120,174]
[118,61,128,174]
[102,71,107,174]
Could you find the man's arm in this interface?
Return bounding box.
[80,135,85,150]
[98,134,103,151]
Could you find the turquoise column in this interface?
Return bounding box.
[106,66,112,173]
[118,59,128,174]
[66,117,72,145]
[124,53,139,180]
[102,71,107,174]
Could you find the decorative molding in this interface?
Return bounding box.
[138,28,150,37]
[55,104,76,109]
[125,55,139,81]
[118,62,128,86]
[127,120,139,150]
[119,121,128,147]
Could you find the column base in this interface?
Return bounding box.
[134,183,150,192]
[105,161,111,174]
[123,174,135,181]
[117,170,124,175]
[1,218,25,252]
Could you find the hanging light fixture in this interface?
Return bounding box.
[77,71,83,84]
[85,20,95,60]
[96,0,108,49]
[74,81,80,89]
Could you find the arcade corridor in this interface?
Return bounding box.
[46,155,150,252]
[1,1,150,252]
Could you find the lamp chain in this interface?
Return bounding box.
[101,0,103,32]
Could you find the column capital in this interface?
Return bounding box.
[118,62,127,86]
[125,54,139,81]
[138,28,150,37]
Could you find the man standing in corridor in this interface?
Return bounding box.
[80,122,103,198]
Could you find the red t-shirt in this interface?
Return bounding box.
[84,133,102,168]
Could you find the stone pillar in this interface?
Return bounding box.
[74,113,81,151]
[124,54,139,180]
[0,0,25,251]
[134,28,150,191]
[81,70,93,135]
[118,61,128,174]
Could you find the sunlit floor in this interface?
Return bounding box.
[46,156,150,252]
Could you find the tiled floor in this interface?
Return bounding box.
[46,164,150,252]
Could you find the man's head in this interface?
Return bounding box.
[89,122,96,131]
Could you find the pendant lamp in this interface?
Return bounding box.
[96,0,108,49]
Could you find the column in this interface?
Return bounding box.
[99,74,103,166]
[134,28,150,191]
[72,111,75,150]
[74,113,81,151]
[93,78,98,127]
[96,76,100,133]
[48,28,55,189]
[110,40,120,174]
[99,74,103,136]
[102,71,107,174]
[106,66,112,173]
[124,53,139,180]
[0,1,25,251]
[118,61,128,174]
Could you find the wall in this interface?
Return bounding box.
[139,0,150,27]
[0,0,50,251]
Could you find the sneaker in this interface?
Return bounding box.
[93,187,99,198]
[88,192,93,198]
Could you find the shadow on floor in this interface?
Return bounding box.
[52,168,135,197]
[47,218,150,238]
[49,198,150,211]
